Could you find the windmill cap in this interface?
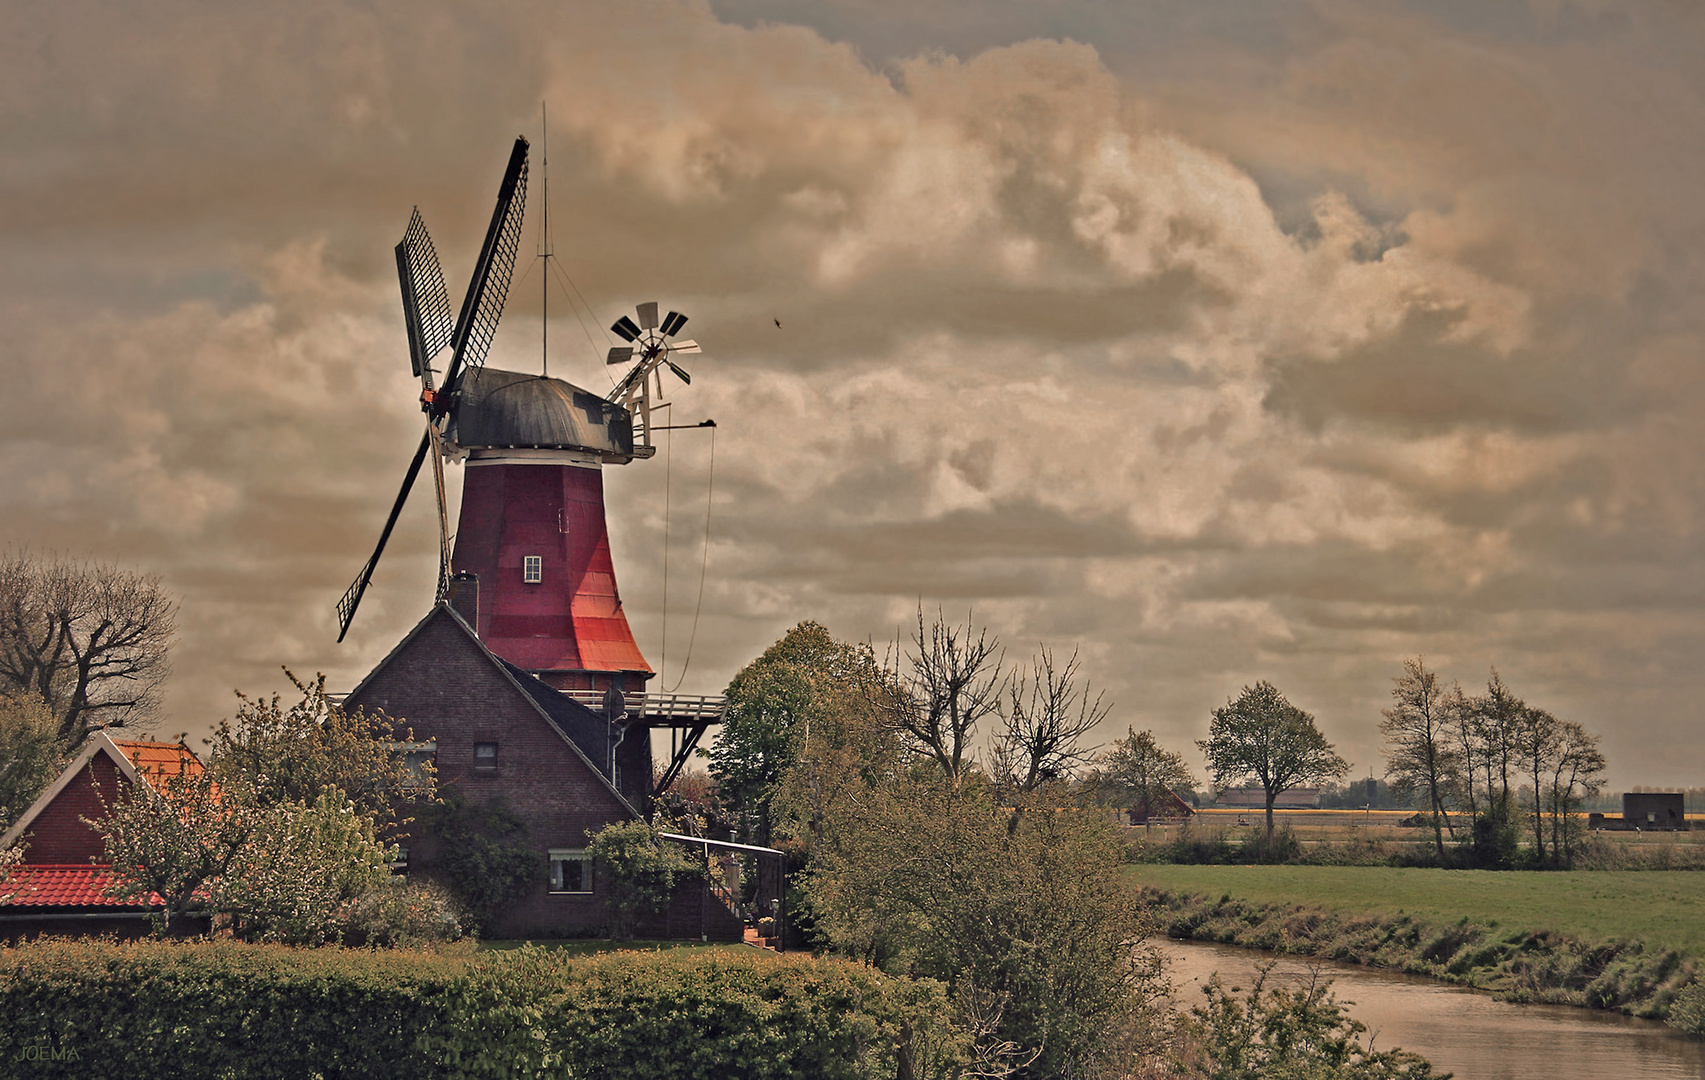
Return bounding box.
[448,367,634,457]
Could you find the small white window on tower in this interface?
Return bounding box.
[523,555,543,584]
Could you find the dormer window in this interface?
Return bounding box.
[523,555,542,584]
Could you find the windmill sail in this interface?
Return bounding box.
[441,136,530,398]
[396,209,455,379]
[336,429,433,641]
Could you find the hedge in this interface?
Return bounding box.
[0,939,959,1079]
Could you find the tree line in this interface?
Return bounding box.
[1381,658,1606,868]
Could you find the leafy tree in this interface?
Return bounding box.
[207,670,432,833]
[214,790,396,944]
[586,819,700,939]
[1178,964,1444,1079]
[710,621,886,845]
[0,550,176,742]
[773,622,1161,1078]
[0,840,24,904]
[99,770,398,943]
[1379,657,1459,861]
[95,755,255,935]
[1198,682,1349,842]
[0,692,65,832]
[798,768,1163,1079]
[1100,727,1198,826]
[94,671,433,940]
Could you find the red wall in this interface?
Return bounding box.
[452,460,652,686]
[19,753,129,864]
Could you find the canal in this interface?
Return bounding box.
[1159,939,1705,1079]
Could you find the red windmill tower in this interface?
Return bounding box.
[336,137,704,708]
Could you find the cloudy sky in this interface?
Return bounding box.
[3,0,1701,788]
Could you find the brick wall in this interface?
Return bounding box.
[348,608,650,938]
[19,753,129,864]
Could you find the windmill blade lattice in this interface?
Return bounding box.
[336,429,433,641]
[441,138,530,398]
[395,209,455,380]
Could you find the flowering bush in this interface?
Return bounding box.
[98,764,397,944]
[343,880,468,948]
[213,790,397,945]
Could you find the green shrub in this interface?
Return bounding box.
[422,796,543,935]
[1670,979,1705,1036]
[1175,963,1443,1079]
[586,819,700,940]
[0,938,961,1080]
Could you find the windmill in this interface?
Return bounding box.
[605,301,700,450]
[336,136,703,699]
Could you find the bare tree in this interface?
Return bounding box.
[1547,721,1605,867]
[1442,682,1481,822]
[1474,669,1524,816]
[1198,681,1349,842]
[0,550,176,743]
[1516,705,1564,862]
[993,646,1109,795]
[888,608,1004,783]
[1379,657,1460,861]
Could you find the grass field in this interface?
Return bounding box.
[1128,865,1705,959]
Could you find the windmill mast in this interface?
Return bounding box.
[541,102,550,378]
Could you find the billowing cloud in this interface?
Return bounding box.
[2,0,1701,786]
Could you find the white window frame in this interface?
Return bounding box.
[548,849,593,894]
[523,555,543,584]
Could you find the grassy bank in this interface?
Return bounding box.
[1128,865,1705,1032]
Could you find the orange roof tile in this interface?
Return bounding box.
[0,864,161,908]
[110,740,204,786]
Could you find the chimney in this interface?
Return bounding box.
[446,571,479,632]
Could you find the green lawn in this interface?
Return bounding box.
[1128,865,1705,958]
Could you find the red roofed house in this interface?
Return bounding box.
[1126,789,1195,825]
[0,732,206,939]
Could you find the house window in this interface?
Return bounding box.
[474,742,498,770]
[549,849,593,894]
[523,555,543,583]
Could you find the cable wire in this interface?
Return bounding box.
[664,422,715,693]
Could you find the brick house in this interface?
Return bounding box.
[344,602,744,941]
[0,733,206,939]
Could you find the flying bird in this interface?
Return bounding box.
[774,318,781,328]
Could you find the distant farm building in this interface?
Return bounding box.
[1126,790,1195,825]
[1213,787,1321,809]
[1589,791,1689,832]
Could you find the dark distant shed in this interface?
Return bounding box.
[1623,791,1686,831]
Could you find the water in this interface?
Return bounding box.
[1158,939,1705,1080]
